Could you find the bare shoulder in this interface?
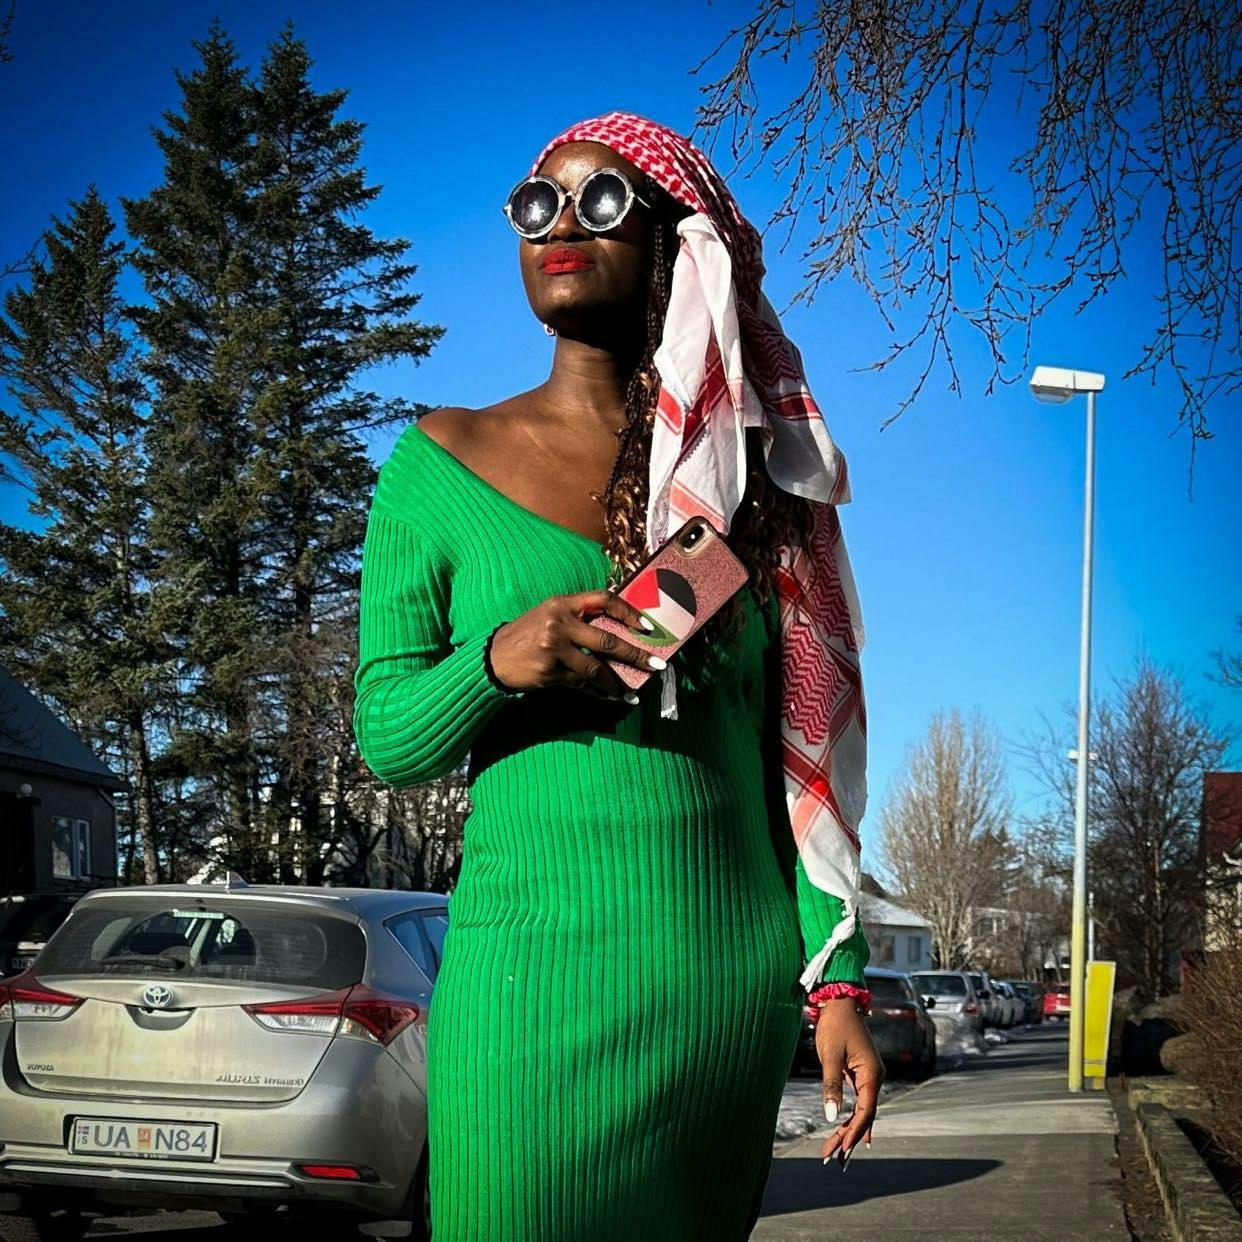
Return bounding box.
[415,406,479,455]
[416,396,532,468]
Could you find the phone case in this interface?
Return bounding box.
[589,518,749,690]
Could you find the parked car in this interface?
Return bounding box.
[908,969,983,1039]
[795,968,937,1081]
[966,971,1002,1027]
[863,968,937,1079]
[0,884,446,1241]
[991,980,1023,1028]
[0,894,79,978]
[1004,980,1044,1024]
[1043,982,1072,1022]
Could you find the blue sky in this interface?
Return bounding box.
[2,0,1238,869]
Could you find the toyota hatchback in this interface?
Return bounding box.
[0,884,446,1240]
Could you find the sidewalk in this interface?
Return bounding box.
[755,1026,1129,1240]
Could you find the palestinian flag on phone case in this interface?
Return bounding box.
[621,566,698,647]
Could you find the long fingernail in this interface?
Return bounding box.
[648,656,667,671]
[864,1140,871,1150]
[824,1101,838,1123]
[841,1148,853,1170]
[638,616,655,632]
[624,692,640,705]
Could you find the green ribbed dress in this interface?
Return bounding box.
[354,424,868,1242]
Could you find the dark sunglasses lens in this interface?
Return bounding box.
[508,180,560,236]
[577,171,630,231]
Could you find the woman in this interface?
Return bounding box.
[354,112,881,1241]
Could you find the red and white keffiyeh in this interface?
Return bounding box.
[531,112,867,988]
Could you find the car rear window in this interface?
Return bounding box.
[35,901,365,990]
[912,973,967,996]
[867,975,910,1003]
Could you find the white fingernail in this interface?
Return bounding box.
[639,616,655,632]
[648,656,667,671]
[824,1101,838,1123]
[624,692,640,705]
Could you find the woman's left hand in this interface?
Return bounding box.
[814,997,884,1169]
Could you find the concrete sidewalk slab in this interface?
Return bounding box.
[755,1027,1129,1240]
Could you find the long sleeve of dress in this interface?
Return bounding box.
[353,481,509,788]
[761,596,869,987]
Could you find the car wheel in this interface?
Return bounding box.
[0,1212,89,1242]
[913,1036,937,1081]
[410,1147,431,1242]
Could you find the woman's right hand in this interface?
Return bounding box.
[488,589,663,700]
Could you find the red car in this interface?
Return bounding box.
[1043,982,1071,1021]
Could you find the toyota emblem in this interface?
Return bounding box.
[143,983,174,1009]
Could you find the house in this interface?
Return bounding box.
[1201,770,1242,953]
[859,873,934,972]
[0,665,125,973]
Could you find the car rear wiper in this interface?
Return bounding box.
[98,954,188,972]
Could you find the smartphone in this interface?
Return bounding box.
[589,517,749,690]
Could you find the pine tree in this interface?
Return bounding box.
[122,23,272,878]
[246,26,442,881]
[0,188,167,882]
[121,22,443,881]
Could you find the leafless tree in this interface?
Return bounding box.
[1213,616,1242,691]
[694,0,1238,448]
[879,709,1013,967]
[1021,656,1231,998]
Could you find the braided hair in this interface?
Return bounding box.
[593,183,815,642]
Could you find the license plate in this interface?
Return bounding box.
[70,1117,217,1162]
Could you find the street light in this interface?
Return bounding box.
[1030,363,1106,1093]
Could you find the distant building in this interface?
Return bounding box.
[859,874,933,972]
[1201,770,1242,953]
[0,666,125,973]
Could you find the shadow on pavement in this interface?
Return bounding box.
[759,1156,1001,1215]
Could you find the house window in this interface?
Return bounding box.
[908,935,922,964]
[52,817,91,880]
[879,934,896,964]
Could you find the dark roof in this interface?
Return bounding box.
[0,666,125,791]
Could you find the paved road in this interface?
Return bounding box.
[78,1026,1124,1238]
[754,1025,1128,1240]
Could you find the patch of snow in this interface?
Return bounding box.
[938,1023,988,1059]
[775,1073,907,1145]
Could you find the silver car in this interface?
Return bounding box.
[909,970,984,1033]
[0,884,445,1240]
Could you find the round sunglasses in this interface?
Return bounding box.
[503,167,652,240]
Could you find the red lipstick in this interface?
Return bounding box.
[542,248,594,274]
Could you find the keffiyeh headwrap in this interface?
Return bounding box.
[531,112,867,988]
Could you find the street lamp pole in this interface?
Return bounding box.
[1068,388,1096,1094]
[1029,366,1105,1093]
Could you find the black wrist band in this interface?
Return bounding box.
[482,624,521,696]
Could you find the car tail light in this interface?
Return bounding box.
[0,973,83,1021]
[339,985,420,1045]
[245,988,350,1036]
[294,1163,376,1182]
[245,985,419,1046]
[963,1000,979,1015]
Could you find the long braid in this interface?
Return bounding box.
[595,188,815,644]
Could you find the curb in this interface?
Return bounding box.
[1132,1099,1242,1241]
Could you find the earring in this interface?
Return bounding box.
[544,322,556,336]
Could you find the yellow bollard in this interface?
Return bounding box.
[1083,961,1116,1089]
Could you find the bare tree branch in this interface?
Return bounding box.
[693,0,1239,444]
